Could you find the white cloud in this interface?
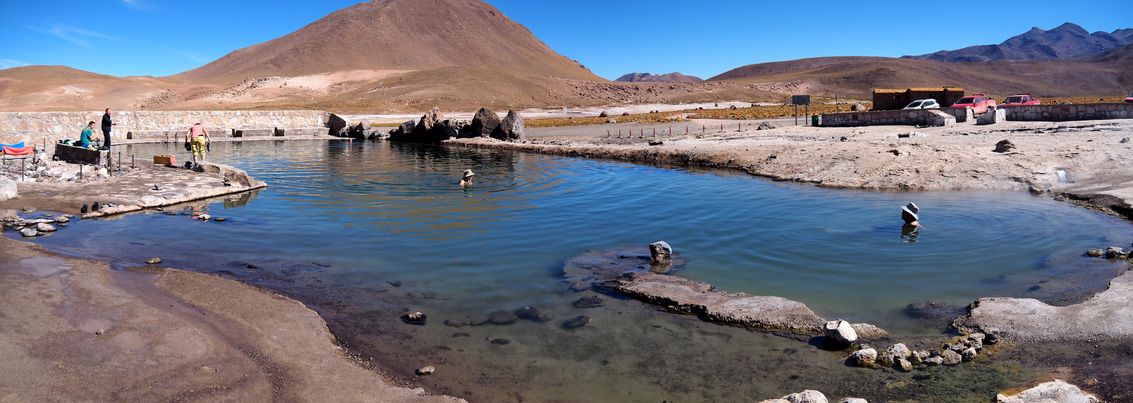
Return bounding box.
[43,26,122,48]
[0,59,30,69]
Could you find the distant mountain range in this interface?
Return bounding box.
[906,22,1133,62]
[615,72,703,83]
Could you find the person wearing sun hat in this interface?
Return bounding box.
[460,169,475,187]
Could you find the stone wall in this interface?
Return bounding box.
[0,110,328,145]
[820,109,956,127]
[1002,103,1133,122]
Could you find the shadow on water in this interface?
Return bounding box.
[16,140,1133,402]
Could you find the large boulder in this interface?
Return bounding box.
[996,380,1098,403]
[327,113,348,137]
[463,108,501,138]
[0,177,16,202]
[493,110,525,141]
[782,390,829,403]
[823,319,858,349]
[389,108,459,143]
[348,122,367,140]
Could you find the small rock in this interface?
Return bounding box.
[837,399,868,403]
[940,349,962,365]
[22,206,36,213]
[36,223,56,232]
[993,140,1015,153]
[54,216,70,223]
[910,350,929,365]
[782,390,829,403]
[1086,249,1104,257]
[443,319,469,327]
[562,315,590,329]
[401,311,427,326]
[198,214,211,221]
[925,356,944,366]
[962,347,978,361]
[757,122,775,130]
[1105,246,1125,259]
[146,257,162,265]
[388,280,402,287]
[214,217,227,222]
[1120,137,1130,144]
[573,295,604,308]
[20,228,38,237]
[848,347,878,367]
[415,366,435,376]
[985,333,999,345]
[880,343,911,365]
[649,241,672,265]
[95,328,105,336]
[488,310,518,325]
[489,338,510,345]
[823,320,858,349]
[515,306,553,323]
[895,357,913,372]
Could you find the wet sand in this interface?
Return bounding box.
[0,235,463,402]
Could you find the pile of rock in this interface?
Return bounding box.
[456,107,526,141]
[386,107,527,144]
[326,113,388,140]
[2,214,72,237]
[847,332,995,371]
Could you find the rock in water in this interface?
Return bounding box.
[327,113,347,137]
[493,110,525,141]
[146,257,162,265]
[348,122,367,139]
[562,315,590,329]
[823,320,858,349]
[993,140,1015,153]
[515,306,553,323]
[1086,248,1104,257]
[488,310,518,325]
[464,107,501,138]
[838,399,868,403]
[996,380,1099,403]
[401,311,427,326]
[1105,246,1125,259]
[20,228,38,237]
[649,241,673,266]
[573,295,604,308]
[36,223,56,232]
[415,366,435,376]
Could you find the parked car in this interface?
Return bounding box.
[1125,91,1133,103]
[951,94,997,114]
[1001,93,1040,106]
[903,99,940,109]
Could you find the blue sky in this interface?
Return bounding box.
[1,0,1130,79]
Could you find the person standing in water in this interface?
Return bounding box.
[188,122,210,165]
[460,169,475,187]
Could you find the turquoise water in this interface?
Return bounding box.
[18,140,1133,401]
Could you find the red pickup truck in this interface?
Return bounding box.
[1001,93,1040,106]
[951,94,997,114]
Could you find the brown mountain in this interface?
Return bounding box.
[710,45,1133,98]
[907,23,1133,62]
[174,0,597,83]
[615,72,703,83]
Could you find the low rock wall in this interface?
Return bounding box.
[820,109,956,127]
[1002,103,1133,122]
[0,110,329,145]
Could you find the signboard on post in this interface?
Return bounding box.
[791,95,811,126]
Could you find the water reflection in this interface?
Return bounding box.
[901,224,921,243]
